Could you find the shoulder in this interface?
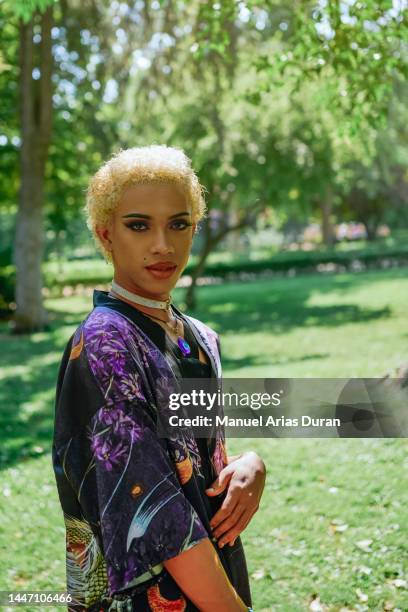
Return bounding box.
[78,305,157,358]
[80,306,148,372]
[82,306,134,343]
[62,307,142,387]
[64,307,151,407]
[58,307,134,380]
[58,307,135,372]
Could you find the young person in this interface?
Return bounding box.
[52,145,266,611]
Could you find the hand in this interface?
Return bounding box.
[206,451,266,548]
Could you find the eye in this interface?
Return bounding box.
[170,220,192,230]
[126,221,148,231]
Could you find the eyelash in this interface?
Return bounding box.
[126,221,192,232]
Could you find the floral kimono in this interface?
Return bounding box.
[52,290,252,611]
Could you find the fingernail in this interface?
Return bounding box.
[218,541,224,548]
[206,488,214,493]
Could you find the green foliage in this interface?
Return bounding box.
[0,0,120,250]
[193,1,238,60]
[0,266,15,312]
[3,0,57,22]
[0,0,407,267]
[0,5,20,212]
[249,0,407,131]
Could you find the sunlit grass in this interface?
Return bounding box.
[228,437,408,611]
[192,268,407,377]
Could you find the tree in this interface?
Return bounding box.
[341,142,408,240]
[105,1,299,307]
[244,0,407,126]
[3,0,56,331]
[3,0,407,322]
[3,0,119,328]
[14,5,54,331]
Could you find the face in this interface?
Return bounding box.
[97,182,196,300]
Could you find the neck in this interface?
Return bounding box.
[112,277,170,303]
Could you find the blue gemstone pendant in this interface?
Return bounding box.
[177,337,191,356]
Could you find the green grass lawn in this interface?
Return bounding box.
[0,268,407,611]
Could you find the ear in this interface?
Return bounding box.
[96,225,113,252]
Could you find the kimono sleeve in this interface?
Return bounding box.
[57,317,209,596]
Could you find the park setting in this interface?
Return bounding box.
[0,1,407,610]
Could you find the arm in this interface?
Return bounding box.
[164,538,248,612]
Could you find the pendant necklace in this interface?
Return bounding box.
[145,311,191,357]
[110,280,191,356]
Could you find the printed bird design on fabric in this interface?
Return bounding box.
[65,514,108,608]
[126,474,179,551]
[147,584,187,611]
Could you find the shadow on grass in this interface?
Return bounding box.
[0,318,78,472]
[221,352,330,371]
[191,276,392,336]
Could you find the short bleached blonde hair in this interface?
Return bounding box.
[85,145,207,260]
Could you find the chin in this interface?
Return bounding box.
[142,280,177,297]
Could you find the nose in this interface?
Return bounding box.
[150,228,175,255]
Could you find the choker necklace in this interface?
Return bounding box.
[111,280,171,310]
[110,280,191,356]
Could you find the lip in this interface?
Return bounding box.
[145,262,177,280]
[145,261,177,271]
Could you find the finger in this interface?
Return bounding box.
[218,511,250,548]
[209,487,241,529]
[212,503,246,540]
[218,510,253,548]
[212,503,245,538]
[205,466,233,496]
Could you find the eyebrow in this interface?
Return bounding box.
[122,212,191,220]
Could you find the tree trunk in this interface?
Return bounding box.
[184,202,264,310]
[184,238,214,311]
[14,7,53,333]
[225,210,242,253]
[362,220,378,241]
[321,197,335,247]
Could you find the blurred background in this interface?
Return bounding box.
[0,1,407,610]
